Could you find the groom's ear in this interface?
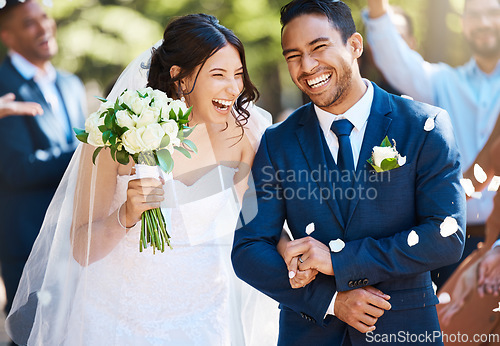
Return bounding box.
[348,33,363,60]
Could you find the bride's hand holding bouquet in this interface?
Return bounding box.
[74,87,197,253]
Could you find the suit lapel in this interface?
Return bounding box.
[295,104,345,229]
[345,84,393,229]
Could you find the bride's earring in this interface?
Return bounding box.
[177,84,186,103]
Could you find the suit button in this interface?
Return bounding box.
[362,278,369,285]
[348,280,354,288]
[357,279,364,286]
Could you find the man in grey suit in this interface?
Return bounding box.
[0,0,86,332]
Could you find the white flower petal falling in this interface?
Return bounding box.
[401,95,413,100]
[305,222,315,235]
[460,178,475,197]
[329,239,345,253]
[37,290,52,306]
[0,0,6,9]
[474,164,488,184]
[440,217,459,238]
[488,176,500,192]
[397,155,407,166]
[493,303,500,313]
[43,0,53,7]
[438,292,451,304]
[471,192,483,200]
[424,117,435,131]
[407,230,419,247]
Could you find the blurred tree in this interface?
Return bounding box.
[0,0,470,119]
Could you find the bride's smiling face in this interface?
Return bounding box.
[181,44,244,125]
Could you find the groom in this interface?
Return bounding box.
[232,0,466,344]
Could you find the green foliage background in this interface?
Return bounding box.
[0,0,470,120]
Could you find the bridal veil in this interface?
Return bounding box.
[6,41,278,345]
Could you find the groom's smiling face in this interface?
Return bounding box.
[282,13,362,113]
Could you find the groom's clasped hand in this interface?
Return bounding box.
[280,236,392,333]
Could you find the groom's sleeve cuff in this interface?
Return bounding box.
[325,291,338,318]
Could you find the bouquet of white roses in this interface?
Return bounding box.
[74,87,197,253]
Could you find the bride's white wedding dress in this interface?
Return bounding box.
[65,165,277,345]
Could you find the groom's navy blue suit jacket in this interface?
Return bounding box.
[0,57,85,263]
[232,83,466,345]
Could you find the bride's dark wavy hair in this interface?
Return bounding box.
[148,13,259,134]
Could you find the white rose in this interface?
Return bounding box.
[85,112,105,146]
[151,89,171,109]
[169,99,189,117]
[97,100,114,114]
[131,97,148,115]
[118,89,138,106]
[140,123,165,151]
[136,107,158,128]
[372,146,397,167]
[121,129,146,154]
[116,110,136,129]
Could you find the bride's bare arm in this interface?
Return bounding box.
[71,144,164,265]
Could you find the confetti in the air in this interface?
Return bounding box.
[474,164,488,184]
[488,176,500,192]
[440,217,458,238]
[398,155,407,166]
[424,118,435,131]
[493,303,500,313]
[460,178,475,197]
[471,192,483,199]
[305,222,315,235]
[329,239,345,253]
[37,290,52,306]
[438,292,451,304]
[407,230,419,247]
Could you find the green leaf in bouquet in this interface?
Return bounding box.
[116,149,130,165]
[102,130,112,145]
[95,96,108,103]
[73,128,89,143]
[178,118,189,125]
[160,134,170,148]
[156,149,174,173]
[182,124,197,138]
[380,136,392,147]
[169,108,177,120]
[184,106,192,118]
[98,125,107,133]
[109,133,117,146]
[120,103,132,113]
[380,157,399,171]
[175,145,191,158]
[104,111,114,130]
[182,139,198,153]
[92,146,103,164]
[110,145,117,161]
[137,90,148,98]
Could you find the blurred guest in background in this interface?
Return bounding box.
[365,0,500,289]
[0,0,85,335]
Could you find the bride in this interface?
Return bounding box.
[6,13,279,345]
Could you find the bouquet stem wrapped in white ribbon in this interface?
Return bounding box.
[74,87,197,253]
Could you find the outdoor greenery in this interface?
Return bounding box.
[0,0,470,119]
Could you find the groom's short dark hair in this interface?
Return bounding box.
[280,0,356,44]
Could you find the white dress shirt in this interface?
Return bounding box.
[9,51,71,140]
[314,80,374,316]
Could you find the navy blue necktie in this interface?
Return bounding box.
[330,119,355,223]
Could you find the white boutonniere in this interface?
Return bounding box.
[367,136,406,172]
